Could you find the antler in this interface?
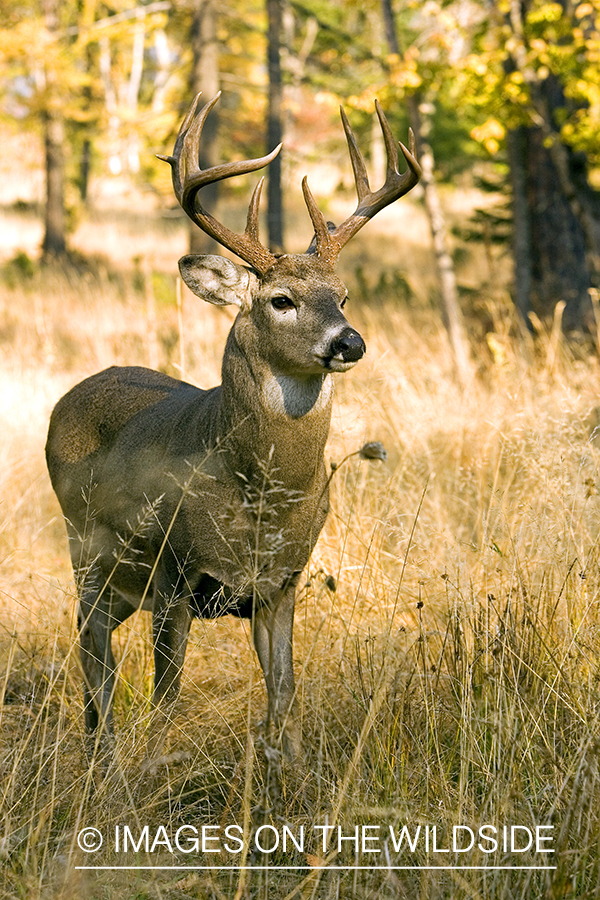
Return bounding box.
[302,101,422,267]
[159,92,282,274]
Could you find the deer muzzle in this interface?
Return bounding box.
[329,327,366,364]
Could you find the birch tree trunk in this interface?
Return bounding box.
[381,0,474,384]
[416,104,474,384]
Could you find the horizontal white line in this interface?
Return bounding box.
[76,865,558,871]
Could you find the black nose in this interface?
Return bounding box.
[330,328,366,362]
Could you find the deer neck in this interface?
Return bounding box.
[217,329,332,489]
[259,371,332,419]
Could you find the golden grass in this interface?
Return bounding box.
[1,215,600,899]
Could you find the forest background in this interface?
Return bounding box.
[2,1,600,899]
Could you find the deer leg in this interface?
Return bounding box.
[253,586,301,761]
[77,571,135,757]
[147,581,191,760]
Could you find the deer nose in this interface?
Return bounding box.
[330,328,366,362]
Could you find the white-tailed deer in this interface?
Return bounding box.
[46,93,420,763]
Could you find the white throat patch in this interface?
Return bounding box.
[262,373,332,419]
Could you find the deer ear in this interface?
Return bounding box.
[178,255,258,308]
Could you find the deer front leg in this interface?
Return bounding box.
[77,573,136,760]
[147,586,191,761]
[253,585,301,761]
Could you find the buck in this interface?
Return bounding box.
[46,93,420,762]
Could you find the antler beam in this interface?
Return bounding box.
[159,93,281,274]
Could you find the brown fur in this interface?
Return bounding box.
[46,252,365,761]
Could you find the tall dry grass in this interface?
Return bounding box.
[1,218,600,899]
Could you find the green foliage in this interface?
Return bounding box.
[288,0,385,94]
[354,263,414,306]
[2,251,37,288]
[454,165,513,248]
[457,0,600,166]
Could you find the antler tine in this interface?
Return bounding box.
[305,101,422,267]
[375,99,401,185]
[178,92,221,201]
[398,126,421,186]
[302,176,331,258]
[340,106,371,203]
[159,93,282,274]
[157,92,207,199]
[246,177,265,241]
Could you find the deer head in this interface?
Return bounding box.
[158,93,421,379]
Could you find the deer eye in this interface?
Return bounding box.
[271,295,295,311]
[340,297,347,309]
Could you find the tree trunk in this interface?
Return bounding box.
[381,0,474,384]
[516,124,592,331]
[79,138,91,203]
[77,43,94,204]
[189,0,220,255]
[42,107,67,259]
[151,28,171,114]
[507,126,533,326]
[418,109,474,384]
[504,0,599,330]
[124,10,145,175]
[41,0,67,259]
[266,0,284,252]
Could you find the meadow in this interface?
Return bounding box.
[1,189,600,900]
